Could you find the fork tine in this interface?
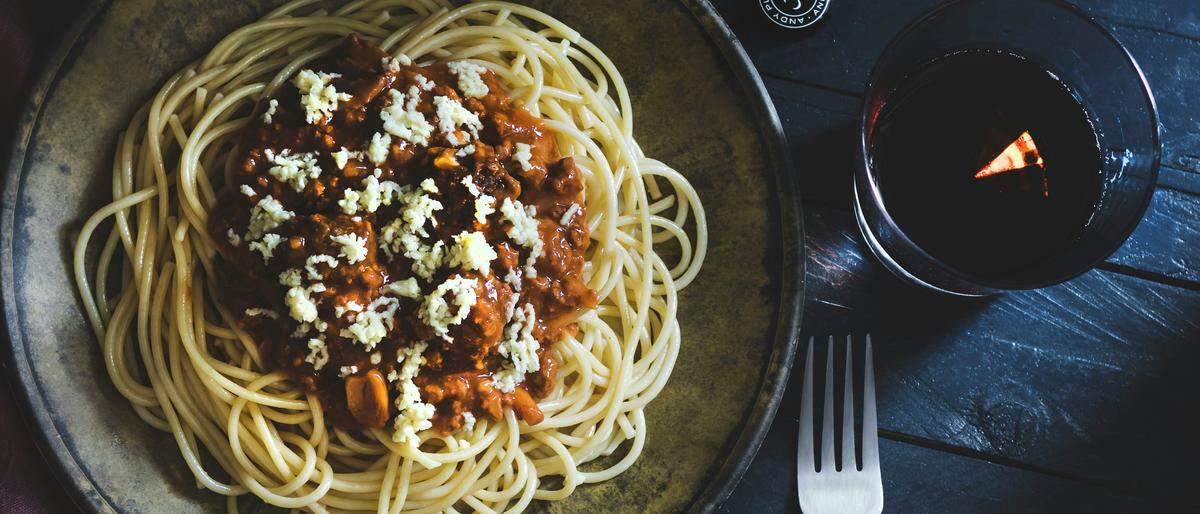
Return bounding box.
[797,337,815,473]
[861,334,880,470]
[821,336,836,472]
[841,335,856,471]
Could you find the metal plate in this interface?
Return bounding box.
[1,1,802,512]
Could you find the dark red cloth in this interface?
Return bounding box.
[2,0,87,512]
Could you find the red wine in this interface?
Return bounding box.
[870,50,1102,279]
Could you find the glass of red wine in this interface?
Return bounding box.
[854,0,1160,296]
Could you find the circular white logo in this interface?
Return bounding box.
[759,0,830,29]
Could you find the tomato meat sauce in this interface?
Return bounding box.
[208,35,596,434]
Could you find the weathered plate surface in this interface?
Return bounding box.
[1,0,802,512]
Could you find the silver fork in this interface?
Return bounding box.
[797,335,884,514]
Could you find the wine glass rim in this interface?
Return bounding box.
[855,0,1162,292]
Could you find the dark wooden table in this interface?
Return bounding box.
[710,0,1200,512]
[2,1,1198,512]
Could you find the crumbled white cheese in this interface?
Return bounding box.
[403,192,442,234]
[359,175,386,214]
[370,295,401,328]
[448,231,496,275]
[382,278,421,299]
[363,181,448,278]
[503,267,522,292]
[331,233,369,264]
[524,248,543,277]
[492,368,521,394]
[419,275,478,337]
[461,412,476,432]
[366,132,391,165]
[370,352,382,365]
[339,174,398,215]
[502,304,540,369]
[560,203,581,226]
[412,236,447,280]
[293,318,329,339]
[504,294,519,322]
[246,196,294,241]
[240,184,256,197]
[415,75,434,91]
[461,175,482,196]
[475,196,497,224]
[338,190,361,215]
[335,300,364,318]
[304,254,338,280]
[513,143,533,172]
[281,276,324,324]
[460,175,496,224]
[248,233,283,263]
[305,337,329,370]
[394,342,427,381]
[331,147,364,170]
[381,54,411,72]
[433,95,482,146]
[370,299,404,332]
[455,144,476,158]
[381,87,433,145]
[420,178,438,193]
[392,392,434,445]
[492,303,540,392]
[244,307,279,319]
[380,228,446,280]
[390,341,432,445]
[340,309,387,350]
[393,377,422,405]
[264,149,321,193]
[446,60,489,98]
[293,69,351,124]
[226,229,241,246]
[471,193,495,224]
[499,198,544,277]
[342,294,403,350]
[339,365,359,378]
[261,98,278,124]
[285,285,320,323]
[377,185,442,240]
[278,268,303,287]
[332,148,350,170]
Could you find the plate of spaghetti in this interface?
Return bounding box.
[2,0,802,512]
